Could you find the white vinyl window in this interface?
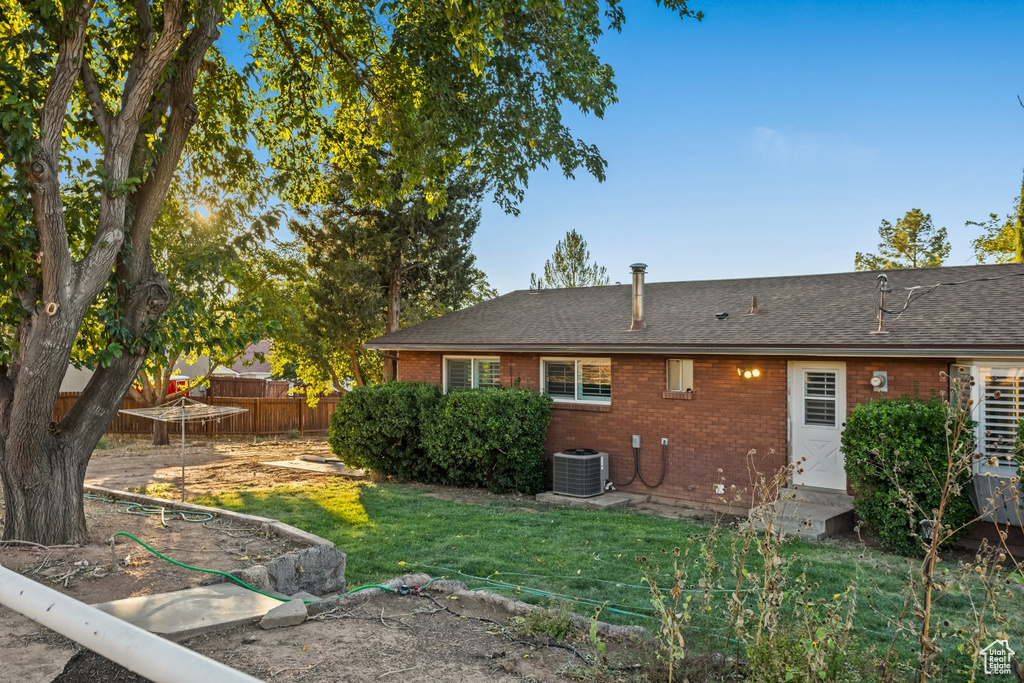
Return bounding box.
[975,366,1024,463]
[541,358,611,403]
[666,359,694,393]
[444,357,501,392]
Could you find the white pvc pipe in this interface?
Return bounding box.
[0,564,262,683]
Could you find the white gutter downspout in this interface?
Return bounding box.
[0,564,261,683]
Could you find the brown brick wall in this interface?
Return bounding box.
[396,351,952,508]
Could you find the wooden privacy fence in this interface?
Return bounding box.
[208,377,291,398]
[53,394,339,437]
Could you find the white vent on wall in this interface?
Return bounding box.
[552,449,608,497]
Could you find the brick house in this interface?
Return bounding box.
[366,263,1024,523]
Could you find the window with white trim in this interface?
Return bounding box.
[803,371,837,427]
[541,358,611,403]
[666,359,694,393]
[444,357,502,392]
[976,366,1024,462]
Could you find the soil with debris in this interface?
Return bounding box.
[84,436,359,496]
[2,440,657,682]
[0,494,305,683]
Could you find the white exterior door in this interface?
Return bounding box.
[789,362,847,490]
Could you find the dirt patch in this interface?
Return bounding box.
[84,437,355,497]
[0,495,305,683]
[52,587,651,683]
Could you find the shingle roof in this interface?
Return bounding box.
[365,263,1024,357]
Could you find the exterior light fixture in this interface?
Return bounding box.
[737,368,761,379]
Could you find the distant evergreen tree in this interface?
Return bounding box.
[530,230,610,288]
[854,209,950,270]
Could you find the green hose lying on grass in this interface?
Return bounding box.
[114,532,428,604]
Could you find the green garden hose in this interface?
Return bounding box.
[113,532,436,603]
[83,493,214,522]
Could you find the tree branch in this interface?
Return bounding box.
[163,360,218,403]
[125,1,222,280]
[303,0,384,105]
[80,55,111,141]
[37,0,96,160]
[27,0,95,310]
[60,277,172,445]
[78,0,220,300]
[118,0,185,149]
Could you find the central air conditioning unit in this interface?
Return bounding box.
[552,449,608,497]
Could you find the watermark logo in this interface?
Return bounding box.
[980,639,1016,676]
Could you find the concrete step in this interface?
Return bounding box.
[780,486,854,507]
[742,498,855,542]
[92,583,284,640]
[536,491,648,509]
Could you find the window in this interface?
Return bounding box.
[666,359,694,393]
[541,358,611,403]
[444,357,501,392]
[976,366,1024,462]
[803,371,837,427]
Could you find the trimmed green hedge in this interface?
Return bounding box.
[422,387,552,494]
[328,383,552,494]
[842,397,975,555]
[328,381,443,481]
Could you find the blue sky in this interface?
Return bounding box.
[474,1,1024,294]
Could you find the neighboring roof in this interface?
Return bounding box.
[231,340,273,374]
[365,263,1024,357]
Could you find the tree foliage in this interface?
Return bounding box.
[0,0,702,544]
[530,229,610,288]
[967,170,1024,264]
[854,209,950,271]
[275,166,493,393]
[127,192,279,443]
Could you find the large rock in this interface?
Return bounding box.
[259,599,308,630]
[266,545,346,596]
[200,565,270,590]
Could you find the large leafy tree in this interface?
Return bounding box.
[123,192,279,445]
[280,167,491,388]
[530,229,610,288]
[854,209,950,271]
[967,171,1024,263]
[0,0,702,544]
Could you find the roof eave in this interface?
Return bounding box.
[363,342,1024,359]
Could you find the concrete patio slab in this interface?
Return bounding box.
[92,583,284,641]
[260,459,365,478]
[535,491,647,509]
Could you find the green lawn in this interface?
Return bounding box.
[194,479,1022,675]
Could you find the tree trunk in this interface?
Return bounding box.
[0,439,90,545]
[153,419,170,446]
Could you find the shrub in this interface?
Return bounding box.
[422,387,552,494]
[842,397,975,555]
[328,382,443,481]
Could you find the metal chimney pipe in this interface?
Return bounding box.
[629,263,647,331]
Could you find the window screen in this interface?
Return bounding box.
[804,371,837,426]
[579,362,612,402]
[475,359,501,388]
[446,358,472,391]
[545,361,576,399]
